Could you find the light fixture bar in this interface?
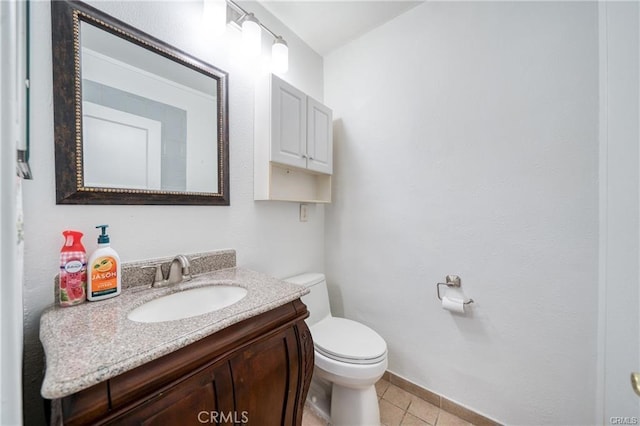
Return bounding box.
[226,0,281,44]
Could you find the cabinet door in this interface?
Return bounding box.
[271,76,307,169]
[306,97,333,174]
[230,327,303,425]
[109,363,235,426]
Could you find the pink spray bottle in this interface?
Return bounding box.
[59,230,87,306]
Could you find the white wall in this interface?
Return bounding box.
[23,1,324,424]
[324,2,599,424]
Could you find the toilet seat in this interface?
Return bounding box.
[310,317,387,365]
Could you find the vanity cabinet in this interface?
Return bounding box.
[55,300,313,425]
[255,74,333,203]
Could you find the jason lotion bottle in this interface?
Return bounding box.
[87,225,121,301]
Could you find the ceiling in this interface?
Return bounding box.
[255,1,424,56]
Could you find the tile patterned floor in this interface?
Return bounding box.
[302,378,475,426]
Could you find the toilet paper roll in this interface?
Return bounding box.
[442,296,466,313]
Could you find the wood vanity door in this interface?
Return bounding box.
[230,327,303,426]
[108,363,235,426]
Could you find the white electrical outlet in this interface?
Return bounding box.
[299,204,309,222]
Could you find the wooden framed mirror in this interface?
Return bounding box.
[52,0,229,205]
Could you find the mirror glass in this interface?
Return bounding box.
[81,22,219,193]
[52,0,229,205]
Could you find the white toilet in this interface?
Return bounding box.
[285,273,388,426]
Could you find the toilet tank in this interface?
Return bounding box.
[284,273,331,326]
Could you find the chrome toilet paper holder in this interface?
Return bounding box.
[436,275,474,305]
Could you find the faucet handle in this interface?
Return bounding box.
[141,264,166,287]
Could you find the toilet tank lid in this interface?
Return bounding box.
[283,272,325,287]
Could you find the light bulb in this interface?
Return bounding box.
[241,13,261,58]
[202,0,227,36]
[271,36,288,73]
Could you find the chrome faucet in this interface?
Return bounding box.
[147,255,192,288]
[166,254,192,285]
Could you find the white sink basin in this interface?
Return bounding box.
[127,285,247,323]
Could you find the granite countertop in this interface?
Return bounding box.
[40,266,308,399]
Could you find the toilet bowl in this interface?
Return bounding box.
[285,273,388,426]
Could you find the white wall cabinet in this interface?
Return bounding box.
[255,74,333,203]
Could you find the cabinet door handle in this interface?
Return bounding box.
[632,373,640,397]
[302,154,307,159]
[309,156,314,160]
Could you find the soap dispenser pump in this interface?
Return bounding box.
[87,224,121,301]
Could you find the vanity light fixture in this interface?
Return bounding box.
[225,0,289,73]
